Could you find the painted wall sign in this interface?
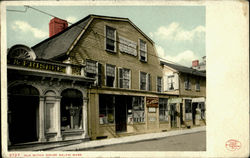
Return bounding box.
[148,107,156,113]
[168,98,182,104]
[8,58,66,73]
[146,97,159,107]
[119,36,137,56]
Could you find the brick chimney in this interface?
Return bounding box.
[49,17,68,37]
[192,60,199,67]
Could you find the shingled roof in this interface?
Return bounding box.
[160,61,206,77]
[32,14,154,60]
[32,15,92,60]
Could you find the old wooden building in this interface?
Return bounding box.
[7,14,206,147]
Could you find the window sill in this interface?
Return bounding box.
[159,121,169,124]
[106,49,117,54]
[139,59,147,63]
[99,124,115,126]
[195,89,200,92]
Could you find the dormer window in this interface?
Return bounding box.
[139,39,147,62]
[105,26,116,52]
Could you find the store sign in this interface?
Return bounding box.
[146,97,159,107]
[8,58,66,73]
[119,36,137,56]
[148,107,156,113]
[168,98,182,104]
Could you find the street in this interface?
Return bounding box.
[82,131,206,151]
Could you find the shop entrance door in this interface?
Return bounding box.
[8,85,39,144]
[115,96,129,132]
[170,103,177,128]
[180,103,184,125]
[192,103,198,125]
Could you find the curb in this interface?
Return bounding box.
[51,126,206,151]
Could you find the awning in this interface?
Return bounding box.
[192,97,205,103]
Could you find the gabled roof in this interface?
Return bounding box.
[160,61,206,77]
[32,14,154,60]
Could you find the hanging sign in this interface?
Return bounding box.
[119,36,137,56]
[146,97,159,107]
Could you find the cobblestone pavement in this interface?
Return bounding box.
[82,131,206,151]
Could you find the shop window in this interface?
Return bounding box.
[184,76,191,90]
[61,89,83,131]
[159,98,168,122]
[132,96,145,123]
[105,26,116,52]
[106,64,116,87]
[139,39,147,62]
[195,79,200,91]
[140,72,151,91]
[99,95,115,124]
[199,102,206,119]
[118,68,130,89]
[85,60,97,78]
[185,99,192,120]
[157,76,162,92]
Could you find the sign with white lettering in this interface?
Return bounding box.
[148,107,156,113]
[119,36,137,56]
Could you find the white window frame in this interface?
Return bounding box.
[105,64,116,88]
[138,39,147,62]
[85,59,97,77]
[118,67,131,89]
[139,71,150,91]
[105,25,117,53]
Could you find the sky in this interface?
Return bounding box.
[6,5,205,67]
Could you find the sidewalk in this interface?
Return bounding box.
[51,126,206,151]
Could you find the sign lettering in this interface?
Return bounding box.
[146,97,159,107]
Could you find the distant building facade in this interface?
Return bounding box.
[7,15,206,148]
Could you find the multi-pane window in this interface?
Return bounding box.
[184,76,191,90]
[118,68,130,89]
[157,77,162,92]
[99,95,115,124]
[106,64,116,87]
[132,96,145,123]
[85,60,97,78]
[140,72,151,91]
[139,39,147,62]
[105,26,116,52]
[159,98,168,122]
[185,99,192,120]
[195,79,200,91]
[168,75,174,90]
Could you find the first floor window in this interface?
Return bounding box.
[119,68,130,89]
[157,77,162,92]
[132,96,145,123]
[99,94,115,124]
[105,26,116,52]
[106,64,116,87]
[85,60,97,78]
[61,89,83,130]
[159,98,168,121]
[185,99,192,120]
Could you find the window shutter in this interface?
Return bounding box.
[118,68,123,88]
[165,75,169,91]
[97,63,102,87]
[145,43,147,62]
[147,73,151,91]
[174,73,179,90]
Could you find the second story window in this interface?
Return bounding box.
[85,60,97,78]
[140,72,151,91]
[184,76,191,90]
[157,77,162,92]
[118,68,130,89]
[139,39,147,62]
[167,75,174,90]
[195,79,200,91]
[105,26,116,52]
[106,64,116,87]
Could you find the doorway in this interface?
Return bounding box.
[180,103,184,125]
[115,96,130,132]
[8,85,39,144]
[192,103,198,125]
[170,103,177,128]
